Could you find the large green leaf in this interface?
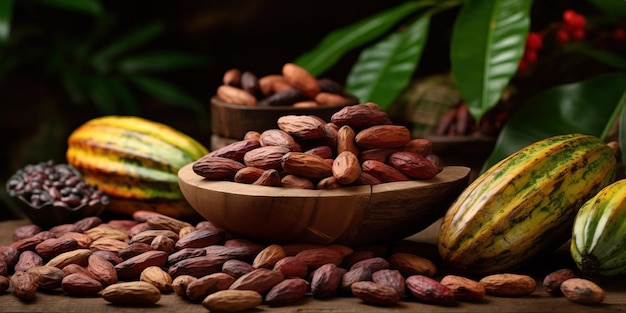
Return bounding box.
[34,0,103,16]
[345,16,430,110]
[482,73,626,172]
[128,75,204,113]
[294,1,428,76]
[117,51,210,74]
[0,0,13,42]
[451,0,532,122]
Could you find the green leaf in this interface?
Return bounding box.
[345,16,430,110]
[85,76,145,115]
[73,15,118,63]
[451,0,532,122]
[586,0,626,19]
[577,47,626,70]
[107,79,141,115]
[117,51,210,74]
[482,73,626,172]
[61,69,88,105]
[91,23,164,69]
[619,94,626,168]
[85,76,119,114]
[294,1,428,76]
[34,0,103,16]
[0,0,13,42]
[128,75,204,113]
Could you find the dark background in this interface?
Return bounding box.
[0,1,603,220]
[1,0,423,219]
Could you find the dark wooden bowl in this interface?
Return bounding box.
[210,96,352,142]
[5,166,108,228]
[178,163,471,246]
[7,188,108,228]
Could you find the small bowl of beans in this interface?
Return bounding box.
[5,160,110,228]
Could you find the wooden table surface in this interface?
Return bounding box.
[1,218,625,313]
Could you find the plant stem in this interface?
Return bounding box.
[607,89,626,141]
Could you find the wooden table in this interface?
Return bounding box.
[1,218,625,312]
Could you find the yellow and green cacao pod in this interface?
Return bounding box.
[66,116,209,219]
[438,133,616,274]
[571,179,626,276]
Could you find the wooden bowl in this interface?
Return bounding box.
[13,198,107,229]
[178,163,471,246]
[210,96,355,149]
[5,164,109,228]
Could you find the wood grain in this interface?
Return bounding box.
[178,163,471,245]
[210,96,348,140]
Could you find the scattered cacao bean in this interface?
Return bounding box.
[543,268,575,295]
[560,278,605,305]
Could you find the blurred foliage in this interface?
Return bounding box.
[0,0,210,116]
[0,0,213,220]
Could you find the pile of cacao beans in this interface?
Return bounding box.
[194,103,442,189]
[217,63,357,108]
[0,211,606,311]
[6,160,109,210]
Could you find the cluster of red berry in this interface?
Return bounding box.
[518,9,588,71]
[556,9,587,43]
[612,27,626,42]
[518,32,543,71]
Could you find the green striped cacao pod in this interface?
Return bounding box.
[66,116,209,219]
[437,133,617,274]
[571,179,626,276]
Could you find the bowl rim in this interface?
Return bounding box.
[178,163,471,198]
[177,163,471,245]
[211,95,356,112]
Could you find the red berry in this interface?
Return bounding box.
[563,9,578,26]
[572,15,586,29]
[524,50,538,63]
[526,32,543,50]
[556,28,570,44]
[563,9,576,24]
[518,59,528,71]
[572,28,585,40]
[563,9,586,30]
[612,27,626,42]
